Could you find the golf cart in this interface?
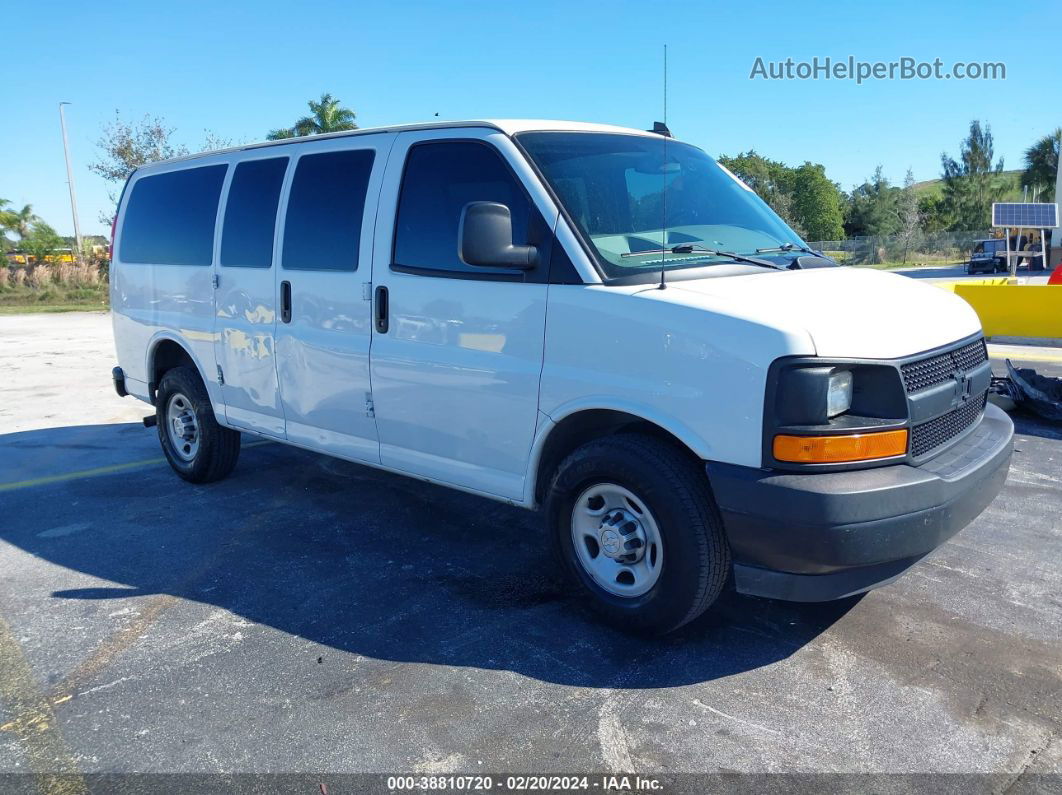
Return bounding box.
[966,238,1008,274]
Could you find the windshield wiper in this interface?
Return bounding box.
[621,245,784,271]
[755,242,820,256]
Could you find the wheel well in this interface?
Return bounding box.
[534,410,702,505]
[150,339,197,402]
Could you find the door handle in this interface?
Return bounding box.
[374,286,389,334]
[280,280,292,324]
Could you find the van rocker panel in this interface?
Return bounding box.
[707,402,1013,600]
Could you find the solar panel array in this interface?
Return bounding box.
[991,203,1058,228]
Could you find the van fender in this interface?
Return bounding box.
[145,331,224,416]
[522,397,715,508]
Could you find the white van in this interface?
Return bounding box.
[110,120,1012,633]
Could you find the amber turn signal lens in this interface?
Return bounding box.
[773,429,908,463]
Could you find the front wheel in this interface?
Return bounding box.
[156,366,241,483]
[546,433,730,634]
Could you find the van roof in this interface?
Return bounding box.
[142,119,660,169]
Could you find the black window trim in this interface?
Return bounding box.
[280,146,378,274]
[219,154,291,270]
[119,162,229,267]
[389,137,571,285]
[111,170,135,264]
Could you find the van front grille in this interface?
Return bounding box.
[900,339,988,394]
[910,392,987,458]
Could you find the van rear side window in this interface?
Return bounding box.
[120,165,228,266]
[282,149,375,271]
[221,158,288,268]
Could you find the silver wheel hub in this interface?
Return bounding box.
[597,508,647,563]
[165,392,200,462]
[571,483,663,598]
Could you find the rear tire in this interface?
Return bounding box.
[545,433,730,635]
[155,366,240,483]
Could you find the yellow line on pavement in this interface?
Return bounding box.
[49,596,179,705]
[0,615,86,795]
[0,440,273,493]
[44,497,281,712]
[0,457,168,493]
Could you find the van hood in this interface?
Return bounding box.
[666,267,982,359]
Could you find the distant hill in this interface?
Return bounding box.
[912,169,1026,201]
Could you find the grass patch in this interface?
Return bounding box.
[0,286,109,314]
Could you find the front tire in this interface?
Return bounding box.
[546,433,730,634]
[156,366,240,483]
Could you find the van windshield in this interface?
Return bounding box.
[516,131,807,279]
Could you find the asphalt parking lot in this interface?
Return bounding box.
[1,312,1061,792]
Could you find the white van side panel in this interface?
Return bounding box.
[367,129,558,501]
[274,133,396,464]
[111,154,233,415]
[535,284,816,471]
[212,154,289,438]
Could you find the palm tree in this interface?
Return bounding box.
[1022,129,1061,201]
[1,203,38,241]
[267,93,358,140]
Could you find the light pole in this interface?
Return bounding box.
[58,102,84,264]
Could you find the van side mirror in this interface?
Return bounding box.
[459,202,538,269]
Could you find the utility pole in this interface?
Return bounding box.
[58,102,84,263]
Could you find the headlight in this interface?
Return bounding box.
[766,360,908,468]
[826,370,853,418]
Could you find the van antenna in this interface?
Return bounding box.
[659,44,668,290]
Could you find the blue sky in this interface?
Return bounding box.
[2,0,1054,236]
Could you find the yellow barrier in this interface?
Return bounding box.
[932,277,1015,292]
[940,283,1062,339]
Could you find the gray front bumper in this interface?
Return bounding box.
[706,403,1014,601]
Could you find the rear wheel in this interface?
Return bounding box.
[156,366,240,483]
[546,433,730,634]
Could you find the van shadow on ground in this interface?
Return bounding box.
[0,423,861,689]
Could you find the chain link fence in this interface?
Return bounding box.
[806,230,994,267]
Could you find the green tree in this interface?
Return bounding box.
[918,194,949,233]
[940,121,1006,230]
[0,200,12,254]
[0,201,41,251]
[20,221,64,265]
[845,166,901,237]
[1021,128,1061,201]
[717,150,803,233]
[1,203,40,241]
[789,162,845,241]
[267,93,358,140]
